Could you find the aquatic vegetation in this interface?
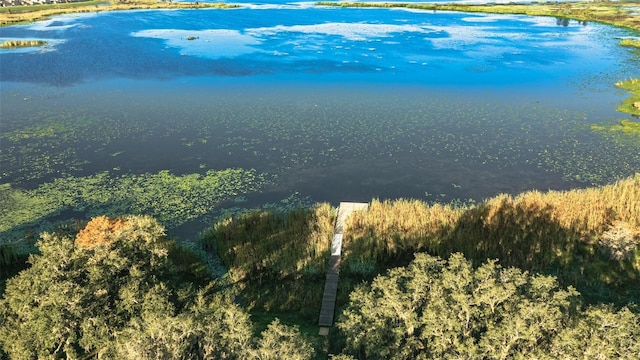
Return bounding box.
[592,119,640,139]
[615,78,640,116]
[619,38,640,49]
[0,40,45,48]
[0,168,269,244]
[203,202,335,317]
[0,110,144,182]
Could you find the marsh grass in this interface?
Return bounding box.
[203,203,335,320]
[205,203,335,282]
[213,175,640,308]
[343,174,640,303]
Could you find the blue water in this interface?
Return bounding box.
[0,6,626,87]
[1,3,639,236]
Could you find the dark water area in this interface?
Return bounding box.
[1,5,639,240]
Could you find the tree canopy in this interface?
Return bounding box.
[2,215,639,359]
[335,253,640,359]
[0,215,314,360]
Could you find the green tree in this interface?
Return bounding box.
[0,215,315,359]
[336,253,585,359]
[113,286,254,359]
[547,305,640,359]
[0,215,179,358]
[251,318,316,360]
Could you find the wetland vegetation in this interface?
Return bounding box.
[1,176,639,358]
[1,1,640,358]
[0,39,45,48]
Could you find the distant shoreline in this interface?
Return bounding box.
[2,1,640,31]
[0,0,238,27]
[315,2,640,32]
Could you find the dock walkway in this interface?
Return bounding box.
[318,202,368,335]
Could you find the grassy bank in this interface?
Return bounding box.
[316,1,640,31]
[0,0,238,27]
[208,174,640,319]
[4,1,640,30]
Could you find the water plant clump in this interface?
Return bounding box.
[615,78,640,116]
[0,168,270,246]
[619,38,640,48]
[0,40,45,48]
[591,119,640,139]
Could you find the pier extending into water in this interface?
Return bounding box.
[318,202,369,336]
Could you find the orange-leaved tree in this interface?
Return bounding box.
[75,215,128,248]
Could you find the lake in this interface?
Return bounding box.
[1,2,639,240]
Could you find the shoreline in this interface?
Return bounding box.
[316,2,640,32]
[1,1,640,30]
[0,0,239,27]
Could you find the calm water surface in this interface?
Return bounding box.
[1,3,638,238]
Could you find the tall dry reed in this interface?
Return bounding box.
[205,203,336,281]
[342,174,640,290]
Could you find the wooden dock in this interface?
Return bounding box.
[319,202,368,335]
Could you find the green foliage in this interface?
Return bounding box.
[0,215,315,359]
[114,289,254,359]
[251,318,316,360]
[548,305,640,358]
[335,252,639,359]
[0,216,177,358]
